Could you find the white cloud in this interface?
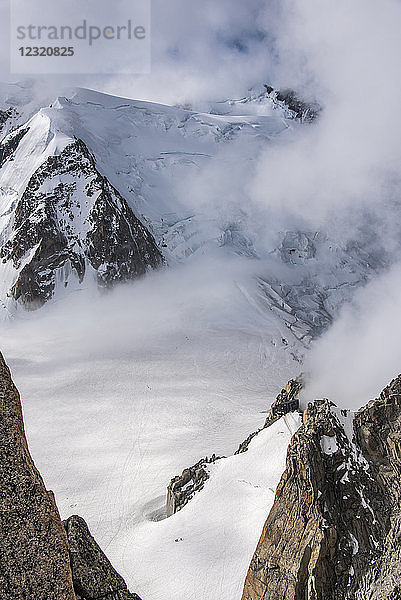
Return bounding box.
[252,0,401,406]
[251,0,401,223]
[305,262,401,408]
[0,0,277,105]
[100,0,276,104]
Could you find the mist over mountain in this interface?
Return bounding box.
[1,1,401,599]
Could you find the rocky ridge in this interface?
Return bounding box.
[0,125,29,168]
[0,107,23,137]
[63,515,141,600]
[166,377,303,517]
[234,376,303,455]
[242,376,401,600]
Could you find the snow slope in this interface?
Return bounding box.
[125,413,301,600]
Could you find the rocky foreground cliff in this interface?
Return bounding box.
[0,352,75,599]
[0,352,141,600]
[242,376,401,600]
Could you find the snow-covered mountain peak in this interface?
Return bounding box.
[0,85,295,315]
[0,83,389,362]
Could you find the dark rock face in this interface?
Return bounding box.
[276,89,321,122]
[352,377,401,599]
[166,454,221,517]
[0,136,164,309]
[235,377,303,456]
[264,85,321,122]
[84,174,162,290]
[0,108,11,131]
[267,376,303,422]
[242,376,401,600]
[0,126,29,168]
[0,107,20,135]
[63,515,141,600]
[0,352,76,599]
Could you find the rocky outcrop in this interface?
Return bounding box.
[0,136,164,308]
[266,376,303,423]
[63,515,141,600]
[0,126,29,168]
[235,377,303,456]
[242,375,401,600]
[0,107,20,135]
[264,85,321,122]
[0,108,12,132]
[166,454,221,517]
[352,377,401,599]
[0,352,76,599]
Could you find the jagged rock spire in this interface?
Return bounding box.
[242,376,401,600]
